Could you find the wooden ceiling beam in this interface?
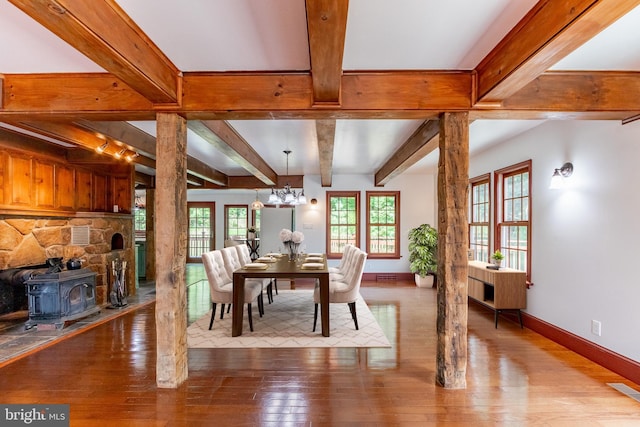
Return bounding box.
[185,156,228,187]
[75,120,228,186]
[475,0,640,103]
[135,172,154,188]
[188,120,278,186]
[305,0,349,107]
[3,70,640,121]
[374,120,440,187]
[8,0,180,104]
[316,119,336,187]
[76,120,157,158]
[495,71,640,112]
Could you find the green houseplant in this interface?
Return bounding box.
[408,224,438,287]
[491,249,504,266]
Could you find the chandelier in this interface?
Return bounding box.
[268,150,307,205]
[251,189,264,210]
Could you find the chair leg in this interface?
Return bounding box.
[267,282,273,303]
[313,303,318,332]
[274,279,278,295]
[227,304,231,314]
[209,302,217,330]
[258,294,264,317]
[220,303,226,319]
[348,302,359,330]
[247,303,254,332]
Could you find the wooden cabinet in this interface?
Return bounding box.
[0,145,133,215]
[468,260,527,328]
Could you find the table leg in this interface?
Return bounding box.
[319,273,330,337]
[232,274,245,337]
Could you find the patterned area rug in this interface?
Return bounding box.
[187,290,391,348]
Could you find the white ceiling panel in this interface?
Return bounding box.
[551,5,640,70]
[116,0,310,72]
[0,2,104,73]
[343,0,538,70]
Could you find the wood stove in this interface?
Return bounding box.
[25,268,99,330]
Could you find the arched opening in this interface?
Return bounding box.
[111,233,124,251]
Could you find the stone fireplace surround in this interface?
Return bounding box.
[0,215,135,310]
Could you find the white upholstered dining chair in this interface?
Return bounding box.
[313,248,368,332]
[220,246,265,317]
[202,250,263,332]
[235,244,274,303]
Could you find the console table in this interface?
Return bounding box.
[467,260,527,328]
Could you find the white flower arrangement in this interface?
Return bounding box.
[279,228,293,243]
[280,228,305,243]
[291,230,304,244]
[280,228,304,259]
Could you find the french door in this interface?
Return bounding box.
[187,202,215,263]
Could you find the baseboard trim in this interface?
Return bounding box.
[522,313,640,385]
[469,299,640,384]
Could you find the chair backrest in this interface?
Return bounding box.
[339,249,368,300]
[337,244,354,269]
[235,243,252,266]
[220,246,243,277]
[339,244,358,274]
[201,250,232,301]
[225,238,244,247]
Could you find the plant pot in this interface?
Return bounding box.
[415,274,434,288]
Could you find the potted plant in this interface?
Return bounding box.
[491,249,504,267]
[408,224,438,287]
[247,226,257,240]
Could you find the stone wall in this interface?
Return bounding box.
[0,215,135,306]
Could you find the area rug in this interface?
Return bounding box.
[187,290,391,348]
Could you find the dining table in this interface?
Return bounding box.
[232,254,330,337]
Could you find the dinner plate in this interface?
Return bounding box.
[307,253,323,257]
[244,262,268,269]
[265,253,283,257]
[256,257,276,263]
[301,262,324,269]
[305,257,324,262]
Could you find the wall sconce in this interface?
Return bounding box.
[310,198,318,205]
[114,148,127,160]
[549,162,573,189]
[95,141,109,153]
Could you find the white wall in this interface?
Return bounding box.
[470,119,640,362]
[188,172,436,273]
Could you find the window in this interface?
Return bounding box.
[134,208,146,234]
[225,205,248,240]
[366,191,400,258]
[326,192,360,258]
[188,202,214,263]
[495,160,531,278]
[469,174,490,262]
[252,209,261,233]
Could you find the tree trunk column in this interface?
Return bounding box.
[155,113,188,388]
[436,111,469,389]
[145,188,156,281]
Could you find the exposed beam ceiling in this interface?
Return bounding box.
[2,0,640,189]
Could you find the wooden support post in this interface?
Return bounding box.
[155,113,188,388]
[435,111,469,389]
[145,188,156,281]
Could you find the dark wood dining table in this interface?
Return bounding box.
[232,255,330,337]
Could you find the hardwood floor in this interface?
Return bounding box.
[0,275,639,426]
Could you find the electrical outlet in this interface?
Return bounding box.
[591,320,602,336]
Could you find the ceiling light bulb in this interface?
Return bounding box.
[95,141,108,153]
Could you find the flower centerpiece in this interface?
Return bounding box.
[280,228,304,261]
